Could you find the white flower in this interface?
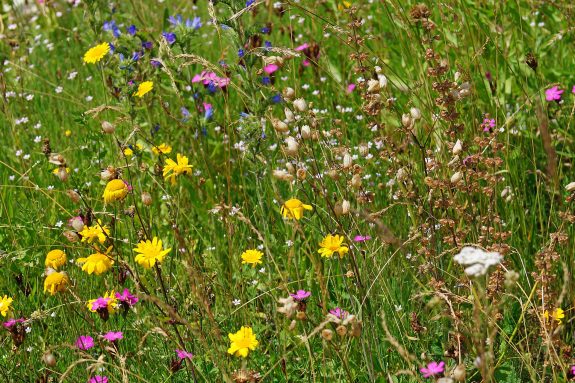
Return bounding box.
[232,299,241,306]
[453,247,502,277]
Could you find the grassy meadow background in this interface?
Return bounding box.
[1,0,575,382]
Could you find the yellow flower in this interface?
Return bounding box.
[338,1,351,10]
[83,42,110,64]
[87,291,118,314]
[77,247,114,275]
[52,167,70,175]
[227,326,259,358]
[65,130,72,137]
[152,143,173,155]
[241,249,263,267]
[124,147,134,157]
[163,154,193,185]
[45,249,67,269]
[133,237,171,269]
[0,295,14,317]
[544,308,565,324]
[280,198,313,220]
[318,234,349,258]
[79,220,110,244]
[102,179,129,204]
[134,81,153,97]
[44,271,69,295]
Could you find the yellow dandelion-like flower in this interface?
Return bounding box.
[280,198,313,220]
[124,147,134,157]
[77,247,114,275]
[544,307,565,324]
[134,81,153,97]
[133,237,171,269]
[227,326,259,358]
[79,220,110,244]
[163,154,193,185]
[318,234,349,258]
[241,249,264,267]
[0,295,14,317]
[45,249,67,269]
[102,179,129,204]
[152,143,173,155]
[44,271,69,295]
[83,42,110,64]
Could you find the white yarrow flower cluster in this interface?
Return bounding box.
[453,247,502,277]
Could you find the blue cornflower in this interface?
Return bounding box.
[168,14,183,25]
[127,25,137,35]
[262,77,271,85]
[264,41,272,49]
[271,93,282,104]
[246,0,255,7]
[261,27,270,34]
[181,107,191,122]
[186,17,202,30]
[162,32,176,45]
[103,20,121,38]
[150,59,162,68]
[238,48,245,58]
[142,41,153,50]
[131,51,142,61]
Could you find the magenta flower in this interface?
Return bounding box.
[420,361,445,378]
[545,86,564,101]
[263,64,279,74]
[302,59,311,67]
[88,376,108,383]
[329,307,349,319]
[571,365,575,376]
[290,290,311,301]
[346,83,356,93]
[115,289,138,307]
[353,235,371,242]
[75,335,94,350]
[176,349,194,359]
[295,43,309,51]
[3,318,25,329]
[102,331,123,342]
[192,71,230,88]
[572,85,575,95]
[91,297,111,311]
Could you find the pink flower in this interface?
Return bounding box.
[88,376,108,383]
[91,297,111,311]
[3,318,25,329]
[192,71,230,88]
[570,365,575,376]
[353,235,371,242]
[329,307,349,319]
[346,83,356,93]
[75,335,94,350]
[572,85,575,94]
[264,64,279,74]
[295,43,309,51]
[420,361,445,378]
[545,86,564,101]
[290,290,311,301]
[302,59,311,67]
[176,349,194,359]
[102,331,123,342]
[115,289,138,307]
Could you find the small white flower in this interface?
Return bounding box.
[55,221,63,228]
[55,86,63,94]
[232,299,241,306]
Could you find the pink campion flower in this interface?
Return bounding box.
[295,43,309,51]
[102,331,123,342]
[175,349,194,359]
[481,117,496,132]
[420,361,445,378]
[353,235,371,242]
[572,85,575,94]
[75,335,94,350]
[89,376,108,383]
[192,71,230,88]
[3,318,25,329]
[115,289,138,306]
[290,290,311,301]
[302,59,311,67]
[329,307,349,319]
[91,297,111,311]
[570,365,575,376]
[545,86,564,101]
[346,83,356,93]
[264,64,279,74]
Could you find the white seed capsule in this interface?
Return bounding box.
[410,107,421,120]
[342,153,353,169]
[101,121,115,134]
[284,136,299,156]
[293,98,307,112]
[367,79,380,93]
[452,139,462,155]
[272,118,289,133]
[450,171,463,184]
[283,87,295,100]
[284,107,295,123]
[565,182,575,192]
[300,125,311,139]
[401,114,412,128]
[351,174,362,189]
[341,199,350,215]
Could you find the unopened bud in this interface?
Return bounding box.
[402,114,412,128]
[284,108,295,123]
[42,352,57,367]
[300,125,311,139]
[341,200,350,215]
[450,171,463,184]
[101,121,115,134]
[272,118,289,133]
[452,139,462,155]
[410,107,421,120]
[63,230,79,243]
[66,190,81,203]
[451,364,466,381]
[336,325,347,337]
[342,153,352,169]
[283,87,295,101]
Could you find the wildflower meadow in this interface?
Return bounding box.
[2,0,575,382]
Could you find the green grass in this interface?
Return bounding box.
[1,0,575,382]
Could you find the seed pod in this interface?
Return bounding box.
[100,166,116,181]
[336,325,347,337]
[396,167,408,181]
[272,169,294,182]
[283,87,295,101]
[42,352,56,367]
[321,329,333,341]
[358,143,369,156]
[401,114,412,128]
[452,139,462,155]
[300,125,311,139]
[293,98,307,112]
[296,311,306,320]
[101,121,115,134]
[296,168,306,180]
[378,74,388,88]
[343,153,352,169]
[66,189,81,203]
[63,231,79,243]
[284,137,299,156]
[410,107,421,120]
[341,200,350,215]
[141,192,153,206]
[351,174,362,189]
[565,182,575,192]
[272,118,289,133]
[284,107,295,123]
[450,171,463,184]
[328,169,339,180]
[55,167,68,182]
[288,320,297,331]
[70,217,84,232]
[351,320,362,337]
[367,79,380,93]
[451,364,466,382]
